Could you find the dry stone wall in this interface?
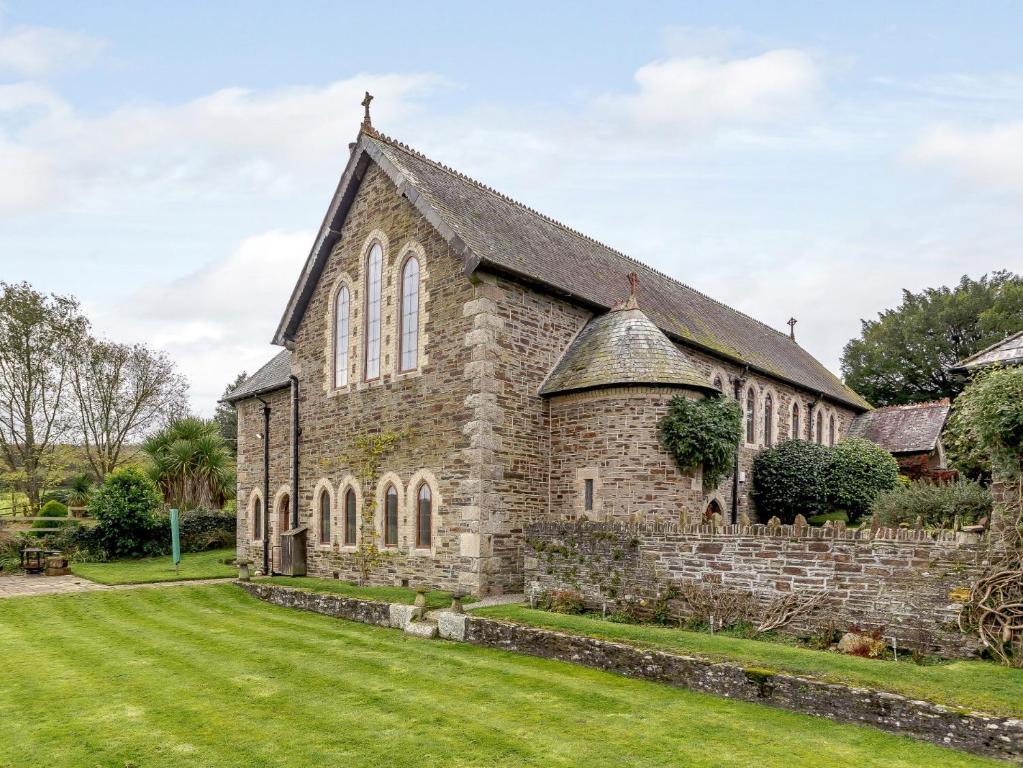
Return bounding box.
[524,521,994,657]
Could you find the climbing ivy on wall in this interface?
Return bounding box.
[659,395,742,490]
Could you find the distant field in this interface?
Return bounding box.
[0,492,29,517]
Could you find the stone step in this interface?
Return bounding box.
[403,620,438,639]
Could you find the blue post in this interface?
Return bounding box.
[170,508,181,575]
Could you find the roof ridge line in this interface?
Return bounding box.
[370,131,796,343]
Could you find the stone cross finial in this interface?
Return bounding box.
[787,317,797,340]
[360,91,378,136]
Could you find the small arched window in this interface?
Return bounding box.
[816,411,824,444]
[334,285,350,387]
[399,256,420,372]
[364,242,383,381]
[319,490,331,544]
[416,483,432,549]
[763,393,774,447]
[745,388,756,444]
[343,488,357,546]
[713,375,724,393]
[829,414,837,447]
[252,496,262,540]
[791,402,800,441]
[384,484,399,548]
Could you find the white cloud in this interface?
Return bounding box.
[91,230,311,414]
[0,22,104,76]
[596,49,821,134]
[0,73,447,214]
[909,121,1023,192]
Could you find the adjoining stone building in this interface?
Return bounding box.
[848,400,953,481]
[226,106,869,594]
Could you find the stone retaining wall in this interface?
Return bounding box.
[239,581,1023,763]
[460,616,1023,763]
[524,521,995,658]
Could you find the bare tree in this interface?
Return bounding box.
[71,339,188,480]
[0,282,88,511]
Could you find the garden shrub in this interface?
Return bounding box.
[88,467,165,558]
[540,589,586,615]
[179,508,237,552]
[871,480,992,529]
[751,440,830,523]
[660,395,743,490]
[963,367,1023,476]
[32,499,71,535]
[825,437,900,521]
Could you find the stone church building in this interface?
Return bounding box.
[226,103,869,595]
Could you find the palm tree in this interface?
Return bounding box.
[143,417,234,510]
[67,472,93,517]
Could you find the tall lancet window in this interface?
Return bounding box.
[334,285,350,387]
[745,388,756,444]
[791,402,800,441]
[763,393,774,447]
[829,415,837,447]
[364,243,383,380]
[816,411,824,444]
[399,256,420,371]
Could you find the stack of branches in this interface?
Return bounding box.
[671,580,829,634]
[961,477,1023,667]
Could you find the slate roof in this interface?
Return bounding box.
[541,302,717,396]
[951,330,1023,373]
[847,400,950,455]
[274,128,870,411]
[222,349,292,403]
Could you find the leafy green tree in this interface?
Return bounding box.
[825,437,899,521]
[961,367,1023,478]
[751,440,830,523]
[659,395,743,490]
[0,282,89,511]
[841,271,1023,406]
[88,466,164,558]
[214,372,246,456]
[143,417,233,511]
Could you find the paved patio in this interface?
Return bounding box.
[0,575,234,599]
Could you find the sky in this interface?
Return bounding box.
[1,1,1021,415]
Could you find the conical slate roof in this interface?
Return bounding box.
[541,302,716,396]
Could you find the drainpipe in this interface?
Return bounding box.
[289,375,300,529]
[257,396,271,576]
[731,367,748,524]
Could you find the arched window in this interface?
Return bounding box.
[252,496,262,540]
[816,411,824,444]
[745,388,756,444]
[713,375,724,393]
[343,488,357,546]
[416,483,432,549]
[277,494,290,537]
[791,402,800,441]
[384,484,399,547]
[763,393,774,447]
[364,242,383,381]
[399,256,420,372]
[319,490,331,544]
[333,285,350,387]
[829,414,837,447]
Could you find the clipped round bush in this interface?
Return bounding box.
[660,394,743,490]
[751,440,830,523]
[871,479,992,529]
[88,467,165,558]
[32,499,72,536]
[825,437,900,521]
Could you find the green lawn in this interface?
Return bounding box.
[254,575,473,610]
[0,585,996,768]
[473,605,1023,717]
[70,547,236,585]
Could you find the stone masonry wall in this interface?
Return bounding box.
[236,387,292,568]
[524,521,994,657]
[548,387,705,524]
